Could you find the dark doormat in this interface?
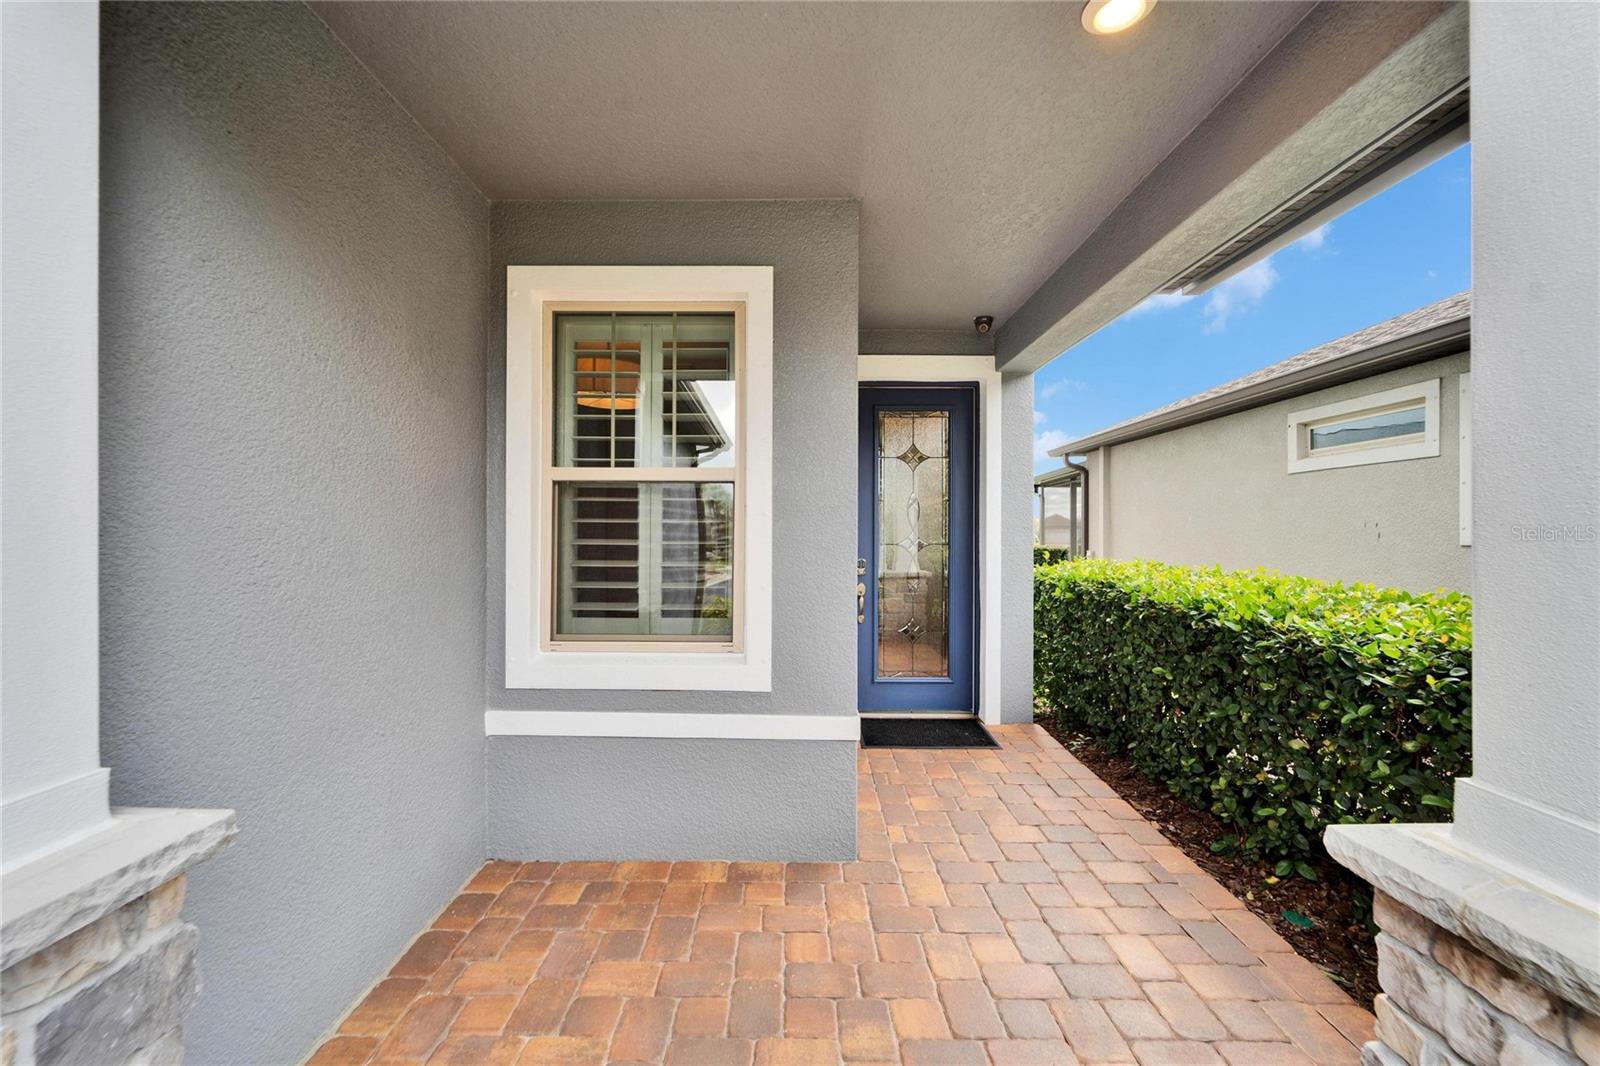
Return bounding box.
[860,717,1000,749]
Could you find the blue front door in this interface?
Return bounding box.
[857,385,977,713]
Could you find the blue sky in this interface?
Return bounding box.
[1032,144,1471,472]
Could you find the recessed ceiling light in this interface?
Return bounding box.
[1082,0,1156,35]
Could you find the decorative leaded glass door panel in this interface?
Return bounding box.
[857,385,976,713]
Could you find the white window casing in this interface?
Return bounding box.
[506,266,773,691]
[1286,378,1441,474]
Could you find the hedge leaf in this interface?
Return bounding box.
[1033,557,1472,866]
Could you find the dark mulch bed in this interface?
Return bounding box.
[1034,709,1380,1005]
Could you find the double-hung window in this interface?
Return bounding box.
[506,267,773,692]
[550,310,740,643]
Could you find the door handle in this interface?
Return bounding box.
[856,558,868,623]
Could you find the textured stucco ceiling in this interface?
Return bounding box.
[312,1,1313,332]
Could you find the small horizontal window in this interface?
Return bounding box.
[1307,403,1426,453]
[1287,379,1440,473]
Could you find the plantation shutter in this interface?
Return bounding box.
[552,313,736,639]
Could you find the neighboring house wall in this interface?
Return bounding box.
[1087,352,1470,592]
[487,200,860,859]
[99,5,489,1063]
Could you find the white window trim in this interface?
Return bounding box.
[1458,372,1472,546]
[506,266,773,691]
[857,355,1005,726]
[1286,378,1441,474]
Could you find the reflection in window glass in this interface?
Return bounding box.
[1309,405,1426,451]
[555,482,734,641]
[554,314,736,469]
[876,410,950,679]
[549,312,738,644]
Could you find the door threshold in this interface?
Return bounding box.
[858,711,978,720]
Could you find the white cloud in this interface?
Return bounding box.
[1038,378,1088,400]
[1034,428,1070,464]
[1033,409,1046,426]
[1295,223,1331,251]
[1202,258,1279,334]
[1123,225,1319,336]
[1126,291,1195,317]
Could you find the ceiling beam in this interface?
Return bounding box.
[994,1,1467,375]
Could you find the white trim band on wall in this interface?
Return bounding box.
[485,711,860,742]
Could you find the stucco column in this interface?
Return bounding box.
[1449,0,1600,903]
[1,0,111,870]
[1325,4,1599,1063]
[2,10,235,1063]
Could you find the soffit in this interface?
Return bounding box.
[312,1,1313,332]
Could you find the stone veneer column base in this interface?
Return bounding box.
[3,875,193,1066]
[1327,823,1599,1066]
[1366,891,1597,1065]
[1,808,234,1066]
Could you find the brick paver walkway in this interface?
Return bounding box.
[310,725,1373,1065]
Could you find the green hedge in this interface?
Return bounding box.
[1035,558,1472,870]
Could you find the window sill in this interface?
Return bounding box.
[1286,437,1440,474]
[543,640,739,654]
[506,645,770,692]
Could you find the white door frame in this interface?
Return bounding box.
[857,355,1004,726]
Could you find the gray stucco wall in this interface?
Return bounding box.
[99,5,489,1063]
[488,738,857,860]
[487,200,860,858]
[1087,352,1471,593]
